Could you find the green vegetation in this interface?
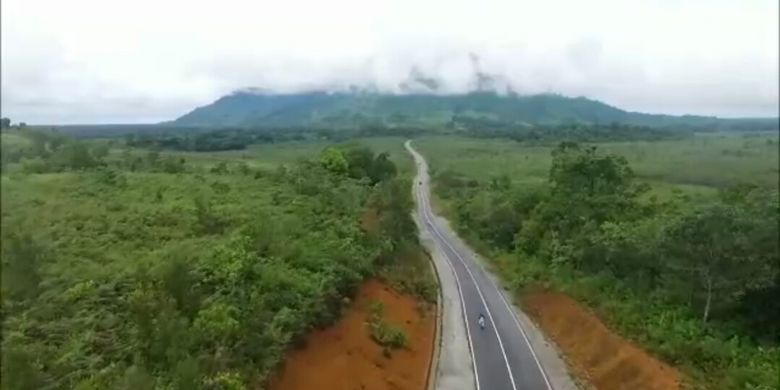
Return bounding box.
[417,133,779,389]
[2,117,775,390]
[1,129,422,389]
[366,301,409,352]
[172,90,778,131]
[113,122,695,154]
[418,133,779,194]
[378,246,438,304]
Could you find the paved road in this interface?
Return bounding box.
[406,140,553,390]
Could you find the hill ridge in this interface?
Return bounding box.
[172,90,777,130]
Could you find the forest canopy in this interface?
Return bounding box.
[1,129,418,389]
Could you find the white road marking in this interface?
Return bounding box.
[413,158,515,390]
[408,140,553,390]
[454,236,555,390]
[422,200,518,390]
[416,184,481,390]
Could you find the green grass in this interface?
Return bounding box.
[1,132,33,148]
[413,132,779,195]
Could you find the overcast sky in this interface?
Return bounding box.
[2,0,778,124]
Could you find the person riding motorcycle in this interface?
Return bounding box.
[478,313,486,329]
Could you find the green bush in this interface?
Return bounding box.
[366,300,409,350]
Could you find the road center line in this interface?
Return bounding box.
[410,145,516,390]
[421,197,518,390]
[408,140,553,390]
[451,232,555,390]
[416,185,481,390]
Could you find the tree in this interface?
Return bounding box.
[1,117,10,129]
[664,204,772,323]
[547,142,646,233]
[719,186,780,339]
[371,179,415,248]
[369,152,396,184]
[319,147,348,175]
[53,142,100,170]
[92,144,110,160]
[342,144,374,179]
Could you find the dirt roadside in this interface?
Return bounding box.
[522,289,682,390]
[268,279,435,390]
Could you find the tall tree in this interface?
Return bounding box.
[546,142,646,234]
[664,204,772,323]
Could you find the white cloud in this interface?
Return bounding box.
[1,0,777,123]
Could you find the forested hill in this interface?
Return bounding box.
[172,91,778,131]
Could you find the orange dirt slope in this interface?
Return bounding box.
[522,289,681,390]
[269,279,435,390]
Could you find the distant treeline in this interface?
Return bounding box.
[120,126,426,151]
[124,128,306,151]
[39,116,777,153]
[119,123,697,152]
[452,117,691,142]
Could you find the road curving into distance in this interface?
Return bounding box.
[406,140,554,390]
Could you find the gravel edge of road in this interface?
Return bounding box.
[424,242,443,390]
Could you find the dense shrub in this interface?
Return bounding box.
[1,142,418,388]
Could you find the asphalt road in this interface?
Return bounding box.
[406,140,553,390]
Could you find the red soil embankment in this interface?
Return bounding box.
[269,280,435,390]
[522,290,681,390]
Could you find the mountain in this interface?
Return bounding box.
[172,90,778,131]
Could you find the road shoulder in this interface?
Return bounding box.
[409,141,476,390]
[431,214,580,390]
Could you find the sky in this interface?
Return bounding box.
[1,0,778,124]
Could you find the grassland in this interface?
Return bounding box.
[414,132,779,199]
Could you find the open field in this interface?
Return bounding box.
[414,132,779,198]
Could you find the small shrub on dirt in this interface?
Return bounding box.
[366,299,409,349]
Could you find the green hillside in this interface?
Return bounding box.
[172,91,778,131]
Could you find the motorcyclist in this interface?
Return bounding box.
[478,313,486,329]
